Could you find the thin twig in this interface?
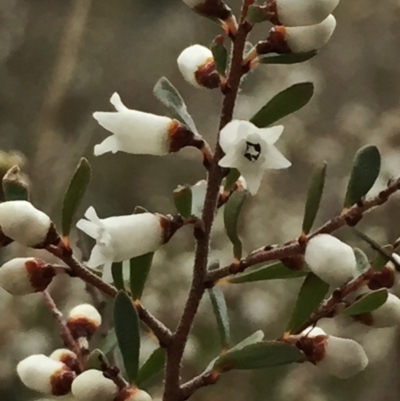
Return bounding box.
[180,371,220,400]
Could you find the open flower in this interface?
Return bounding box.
[218,120,291,194]
[77,207,165,279]
[93,93,197,157]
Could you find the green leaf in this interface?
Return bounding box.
[130,253,154,300]
[286,273,329,333]
[341,289,388,316]
[208,287,230,350]
[112,262,125,290]
[228,261,307,284]
[2,166,29,201]
[224,169,241,191]
[136,348,166,387]
[86,349,107,370]
[372,245,394,271]
[302,162,327,234]
[211,37,228,76]
[61,158,91,237]
[173,185,192,218]
[246,4,269,23]
[224,189,247,259]
[114,291,140,383]
[354,248,369,273]
[258,51,317,65]
[213,341,303,371]
[344,145,381,208]
[153,77,197,134]
[250,82,314,128]
[99,328,117,355]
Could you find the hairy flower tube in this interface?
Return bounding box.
[0,257,56,295]
[267,0,340,26]
[218,120,291,195]
[296,330,369,379]
[77,207,166,277]
[177,45,220,89]
[0,200,56,248]
[304,234,357,286]
[17,354,76,395]
[93,93,199,156]
[67,303,102,340]
[71,369,119,401]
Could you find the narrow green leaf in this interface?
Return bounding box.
[61,158,91,237]
[114,291,140,383]
[344,145,381,208]
[228,261,307,284]
[224,189,247,259]
[213,341,303,371]
[130,253,154,300]
[2,166,29,201]
[208,287,230,350]
[250,83,314,128]
[112,262,124,290]
[246,4,269,23]
[211,37,228,76]
[153,77,197,134]
[353,248,369,273]
[372,245,394,271]
[302,162,327,234]
[287,273,329,333]
[224,169,241,191]
[86,349,107,370]
[99,328,117,355]
[341,289,388,316]
[173,185,192,218]
[136,348,166,387]
[258,51,317,65]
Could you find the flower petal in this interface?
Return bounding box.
[219,120,242,153]
[94,136,120,156]
[258,125,284,144]
[86,244,112,268]
[240,166,264,195]
[76,219,99,240]
[110,92,128,112]
[219,150,240,168]
[263,145,292,169]
[85,206,103,225]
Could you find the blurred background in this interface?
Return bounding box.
[1,0,400,400]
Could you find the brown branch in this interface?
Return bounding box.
[180,371,220,400]
[206,176,400,285]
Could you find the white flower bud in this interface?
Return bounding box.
[77,207,165,270]
[93,93,197,157]
[0,201,54,247]
[301,326,326,337]
[177,45,219,89]
[305,234,356,287]
[17,354,75,395]
[369,293,400,328]
[274,0,340,26]
[125,389,153,401]
[284,15,336,53]
[50,349,80,372]
[67,304,102,339]
[0,257,56,295]
[71,369,119,401]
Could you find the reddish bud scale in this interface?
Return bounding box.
[158,215,184,243]
[67,317,99,340]
[368,266,395,290]
[194,61,220,89]
[296,335,327,364]
[193,0,231,20]
[25,259,56,292]
[256,26,290,55]
[50,349,80,373]
[50,368,76,396]
[167,122,202,153]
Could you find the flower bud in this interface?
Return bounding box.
[17,354,75,395]
[297,333,368,379]
[0,257,56,295]
[50,349,80,372]
[71,369,119,401]
[304,234,357,287]
[93,93,200,157]
[177,45,220,89]
[116,386,152,401]
[67,304,102,340]
[358,293,400,328]
[268,0,340,27]
[0,200,57,248]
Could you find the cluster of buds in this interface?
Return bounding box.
[244,0,339,67]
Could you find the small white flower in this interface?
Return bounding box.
[275,0,340,26]
[71,369,119,401]
[17,354,75,395]
[0,257,56,296]
[218,120,291,195]
[284,15,337,53]
[77,207,164,274]
[0,200,52,247]
[369,293,400,328]
[305,234,357,287]
[177,45,219,89]
[93,93,180,157]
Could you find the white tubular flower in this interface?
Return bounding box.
[368,293,400,328]
[273,0,340,26]
[50,349,80,372]
[67,303,102,340]
[305,234,356,287]
[71,369,119,401]
[177,45,219,89]
[0,200,55,247]
[17,354,75,395]
[284,15,337,53]
[218,120,291,195]
[93,93,197,157]
[76,207,164,270]
[0,257,56,296]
